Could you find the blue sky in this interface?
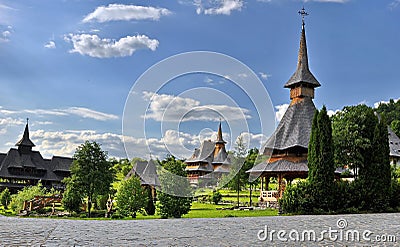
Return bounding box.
[0,0,399,159]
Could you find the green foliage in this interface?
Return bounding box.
[332,105,377,175]
[389,180,400,209]
[64,141,114,217]
[0,188,11,209]
[280,181,313,214]
[158,156,192,218]
[307,106,335,211]
[62,184,82,213]
[144,187,155,215]
[283,104,396,214]
[112,157,145,182]
[211,191,222,205]
[391,120,400,137]
[375,99,400,126]
[9,182,46,213]
[116,176,147,218]
[357,118,391,212]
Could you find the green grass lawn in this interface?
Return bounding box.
[183,202,277,218]
[1,195,278,219]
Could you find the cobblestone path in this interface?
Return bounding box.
[0,213,399,246]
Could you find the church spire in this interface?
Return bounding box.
[216,121,226,144]
[16,118,35,149]
[284,7,320,90]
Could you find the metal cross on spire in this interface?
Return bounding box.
[298,7,309,25]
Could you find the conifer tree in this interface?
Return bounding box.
[307,106,335,211]
[370,118,391,211]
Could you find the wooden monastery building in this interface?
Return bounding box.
[247,12,398,206]
[247,14,319,206]
[389,127,400,165]
[0,121,72,193]
[185,122,231,186]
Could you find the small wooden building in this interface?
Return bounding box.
[125,159,160,200]
[185,122,231,186]
[247,19,319,205]
[0,121,72,193]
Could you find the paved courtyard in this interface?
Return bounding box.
[0,213,399,246]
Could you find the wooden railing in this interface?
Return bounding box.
[22,195,63,214]
[260,190,278,202]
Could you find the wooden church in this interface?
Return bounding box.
[185,122,231,186]
[0,121,72,193]
[247,10,318,205]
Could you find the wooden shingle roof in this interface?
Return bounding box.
[388,127,400,158]
[126,160,160,187]
[264,97,316,151]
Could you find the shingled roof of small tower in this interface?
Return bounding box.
[284,22,321,89]
[216,121,226,144]
[15,122,35,147]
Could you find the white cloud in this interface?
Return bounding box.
[0,117,25,135]
[64,33,159,58]
[0,106,118,121]
[196,0,243,15]
[83,4,171,23]
[390,0,400,9]
[0,28,11,42]
[29,129,201,160]
[44,41,56,49]
[64,107,118,121]
[258,72,271,80]
[236,132,268,149]
[142,91,251,122]
[0,4,15,10]
[30,129,127,158]
[275,103,289,121]
[373,98,400,109]
[327,109,339,117]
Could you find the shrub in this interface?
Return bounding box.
[9,182,46,213]
[62,186,82,213]
[0,188,11,209]
[116,176,147,218]
[211,191,222,205]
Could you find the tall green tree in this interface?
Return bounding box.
[365,118,391,211]
[308,106,335,211]
[232,136,247,207]
[64,141,114,217]
[116,176,147,218]
[158,156,192,218]
[0,188,11,209]
[332,105,377,178]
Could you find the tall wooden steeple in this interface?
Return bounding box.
[15,118,35,154]
[214,121,227,157]
[285,8,320,104]
[247,7,321,201]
